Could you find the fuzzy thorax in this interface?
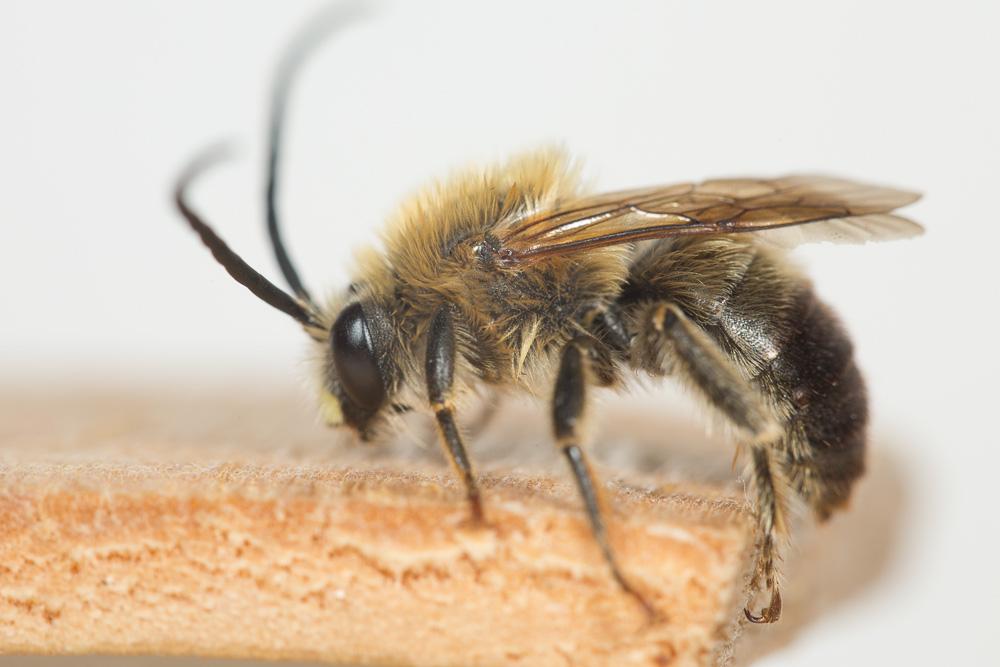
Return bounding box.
[313,149,632,436]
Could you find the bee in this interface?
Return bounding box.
[174,21,922,625]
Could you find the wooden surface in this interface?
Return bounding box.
[0,386,905,666]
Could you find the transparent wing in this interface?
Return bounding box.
[495,175,923,263]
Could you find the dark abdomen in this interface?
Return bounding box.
[757,287,868,519]
[624,237,868,520]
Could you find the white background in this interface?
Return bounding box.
[2,0,998,664]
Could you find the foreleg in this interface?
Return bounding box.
[426,308,484,524]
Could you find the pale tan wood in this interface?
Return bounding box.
[0,385,899,666]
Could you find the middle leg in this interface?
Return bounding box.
[552,339,656,618]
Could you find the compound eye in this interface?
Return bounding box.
[331,302,386,411]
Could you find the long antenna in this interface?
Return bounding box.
[175,146,320,330]
[265,2,366,307]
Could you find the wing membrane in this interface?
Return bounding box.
[496,175,922,263]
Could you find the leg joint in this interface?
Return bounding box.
[652,303,680,333]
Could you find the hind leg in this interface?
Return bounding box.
[638,302,789,623]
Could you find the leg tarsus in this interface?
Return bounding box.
[433,405,485,525]
[611,568,662,623]
[743,446,786,623]
[745,586,782,624]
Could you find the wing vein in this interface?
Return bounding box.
[495,174,922,263]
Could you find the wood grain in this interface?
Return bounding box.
[0,386,778,666]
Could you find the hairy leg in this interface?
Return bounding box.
[645,302,788,623]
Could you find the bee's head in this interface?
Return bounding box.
[176,7,413,442]
[174,150,399,441]
[319,299,398,439]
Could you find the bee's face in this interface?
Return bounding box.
[320,300,395,440]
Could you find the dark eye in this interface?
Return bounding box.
[331,302,386,411]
